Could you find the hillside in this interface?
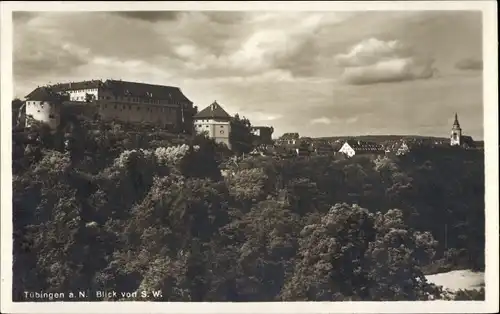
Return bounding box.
[315,134,450,143]
[12,118,485,301]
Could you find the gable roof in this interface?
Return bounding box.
[194,101,232,120]
[102,80,192,103]
[28,79,193,104]
[25,87,62,101]
[49,80,103,92]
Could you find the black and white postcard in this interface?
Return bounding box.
[1,1,498,313]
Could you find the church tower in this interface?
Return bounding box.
[450,113,462,146]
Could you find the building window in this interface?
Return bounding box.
[49,114,55,119]
[137,107,140,111]
[220,126,224,128]
[129,105,132,110]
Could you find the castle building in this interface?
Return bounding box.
[194,101,232,149]
[450,113,475,148]
[251,126,274,145]
[24,80,196,132]
[24,87,66,129]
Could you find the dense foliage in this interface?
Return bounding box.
[12,117,485,301]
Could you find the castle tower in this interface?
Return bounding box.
[450,112,462,146]
[193,101,233,149]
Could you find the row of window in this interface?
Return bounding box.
[197,119,228,123]
[97,95,177,105]
[66,91,181,105]
[101,104,177,113]
[71,96,89,101]
[68,89,98,93]
[196,124,225,129]
[27,101,54,106]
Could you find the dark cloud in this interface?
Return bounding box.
[455,58,483,71]
[12,11,38,23]
[111,11,182,22]
[274,37,321,77]
[14,48,89,82]
[205,12,247,25]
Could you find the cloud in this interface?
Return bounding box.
[455,58,483,71]
[10,11,483,140]
[335,38,437,85]
[110,11,182,22]
[14,26,91,81]
[253,113,283,122]
[310,117,332,125]
[309,116,358,126]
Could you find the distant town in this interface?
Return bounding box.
[13,79,484,159]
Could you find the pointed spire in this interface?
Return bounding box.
[453,112,460,127]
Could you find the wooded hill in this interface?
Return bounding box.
[12,117,485,301]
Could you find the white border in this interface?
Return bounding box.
[1,1,498,313]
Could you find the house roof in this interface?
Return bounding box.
[461,135,475,146]
[49,80,103,92]
[25,87,62,101]
[453,113,461,128]
[102,80,192,103]
[27,79,193,104]
[194,101,232,120]
[344,140,383,151]
[474,141,484,148]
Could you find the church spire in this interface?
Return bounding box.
[453,112,460,128]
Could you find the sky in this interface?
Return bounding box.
[12,10,483,139]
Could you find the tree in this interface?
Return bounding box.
[12,98,25,126]
[209,199,301,301]
[281,203,377,301]
[366,209,440,300]
[229,114,254,155]
[281,204,440,301]
[11,117,484,302]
